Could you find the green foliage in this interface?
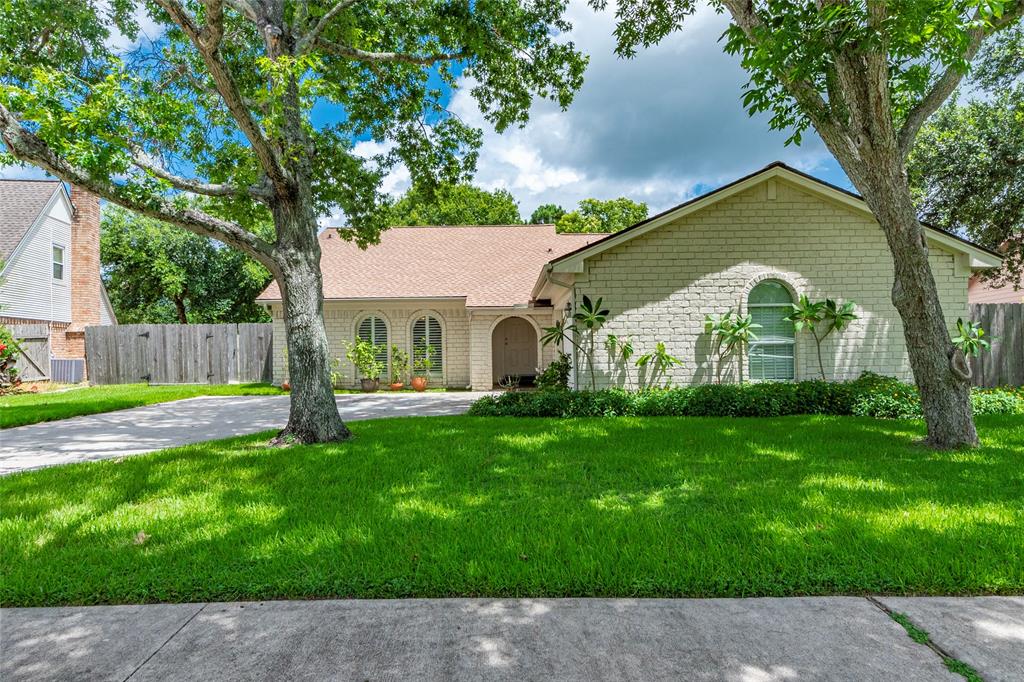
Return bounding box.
[909,26,1024,287]
[704,310,760,383]
[385,183,522,226]
[785,296,858,380]
[390,346,410,384]
[604,334,636,388]
[635,341,683,388]
[345,338,384,380]
[469,373,1024,419]
[529,203,566,224]
[555,197,648,233]
[535,351,571,391]
[101,205,272,324]
[952,318,992,357]
[412,338,436,375]
[0,324,23,390]
[574,294,610,390]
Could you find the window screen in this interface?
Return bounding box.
[357,316,389,367]
[747,280,795,381]
[412,315,443,378]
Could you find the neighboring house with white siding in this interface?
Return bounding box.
[258,163,1002,390]
[0,179,117,381]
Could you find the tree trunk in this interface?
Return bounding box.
[173,295,188,324]
[856,169,978,448]
[273,204,351,444]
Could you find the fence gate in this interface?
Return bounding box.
[9,324,50,381]
[85,323,273,385]
[969,303,1024,387]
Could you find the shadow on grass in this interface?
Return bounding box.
[2,415,1022,605]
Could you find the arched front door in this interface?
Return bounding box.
[492,317,538,385]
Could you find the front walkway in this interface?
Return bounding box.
[3,597,1021,681]
[0,392,491,474]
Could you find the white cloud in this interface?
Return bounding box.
[374,0,840,218]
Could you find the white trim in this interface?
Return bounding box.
[547,166,1003,273]
[0,184,68,278]
[408,309,446,383]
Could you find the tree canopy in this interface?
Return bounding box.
[529,202,566,224]
[385,183,522,226]
[101,204,272,324]
[909,26,1024,288]
[556,196,648,233]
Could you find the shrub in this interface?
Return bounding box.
[467,372,1024,420]
[535,352,570,391]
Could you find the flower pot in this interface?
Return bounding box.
[411,376,428,392]
[390,382,405,391]
[360,378,380,393]
[281,381,291,392]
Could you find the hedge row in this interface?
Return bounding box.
[467,373,1024,419]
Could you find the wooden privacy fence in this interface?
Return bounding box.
[968,303,1023,387]
[85,323,273,385]
[9,324,50,382]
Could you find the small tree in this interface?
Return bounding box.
[785,296,859,380]
[704,311,760,384]
[635,341,683,388]
[345,339,384,382]
[412,338,437,379]
[573,295,610,390]
[604,334,635,389]
[390,346,409,385]
[952,318,992,358]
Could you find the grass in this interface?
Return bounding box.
[1,414,1022,606]
[888,611,983,681]
[0,383,284,428]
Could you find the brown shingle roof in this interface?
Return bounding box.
[257,225,606,307]
[0,179,62,262]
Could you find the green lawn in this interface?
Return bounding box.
[0,383,284,428]
[2,415,1022,606]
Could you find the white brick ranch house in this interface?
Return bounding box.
[257,163,1001,390]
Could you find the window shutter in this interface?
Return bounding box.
[747,281,795,381]
[357,316,389,365]
[412,315,443,378]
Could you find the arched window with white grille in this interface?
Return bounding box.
[411,314,443,380]
[747,280,795,381]
[356,315,389,369]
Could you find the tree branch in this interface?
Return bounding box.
[153,0,290,195]
[130,150,272,200]
[0,102,277,268]
[317,38,467,65]
[296,0,362,55]
[898,3,1024,157]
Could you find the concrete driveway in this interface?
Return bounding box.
[0,391,491,474]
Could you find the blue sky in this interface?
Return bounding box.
[3,1,853,220]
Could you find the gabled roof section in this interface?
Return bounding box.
[546,162,1003,274]
[0,179,64,262]
[257,224,607,307]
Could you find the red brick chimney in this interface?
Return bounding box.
[68,185,101,332]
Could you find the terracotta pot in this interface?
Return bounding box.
[360,378,380,393]
[390,382,405,391]
[411,376,428,392]
[281,381,291,392]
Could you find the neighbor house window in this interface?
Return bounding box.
[747,280,795,381]
[411,314,443,379]
[356,315,389,367]
[52,245,65,280]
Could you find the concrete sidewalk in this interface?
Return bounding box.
[0,391,491,474]
[3,597,1021,681]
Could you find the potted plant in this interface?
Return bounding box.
[390,346,409,390]
[345,338,384,392]
[411,338,435,392]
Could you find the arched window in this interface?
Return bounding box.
[747,280,795,381]
[411,314,443,379]
[356,315,389,367]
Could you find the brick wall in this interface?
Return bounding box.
[572,178,968,388]
[69,186,101,332]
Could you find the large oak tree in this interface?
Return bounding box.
[596,0,1024,447]
[0,0,585,442]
